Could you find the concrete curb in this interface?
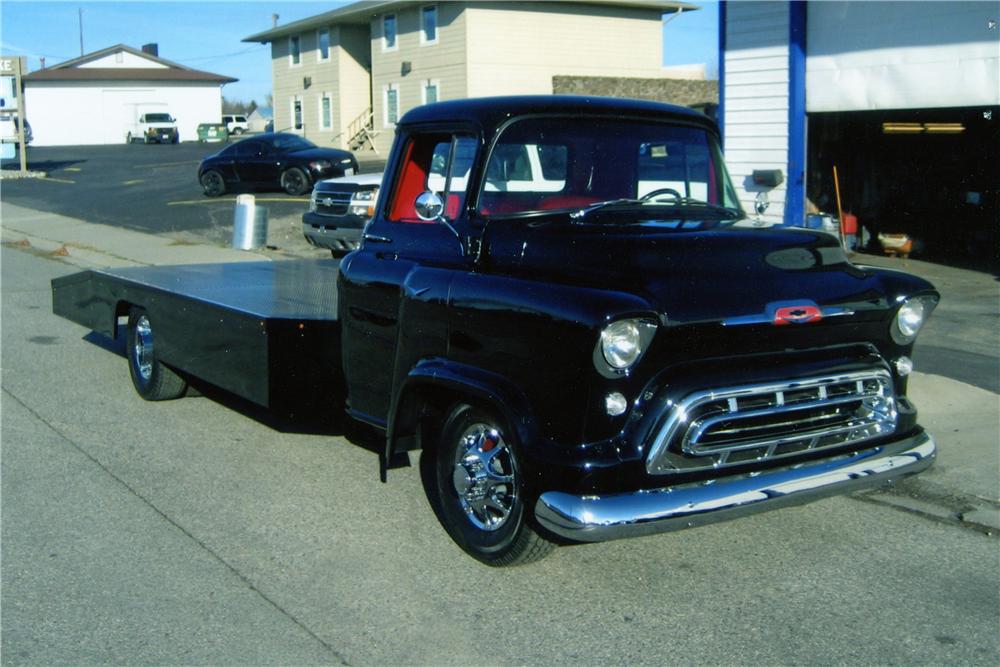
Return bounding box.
[2,200,271,269]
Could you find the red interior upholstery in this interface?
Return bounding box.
[539,195,600,210]
[389,140,427,222]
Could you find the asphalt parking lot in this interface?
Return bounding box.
[1,142,383,254]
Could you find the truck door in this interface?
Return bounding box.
[338,132,477,425]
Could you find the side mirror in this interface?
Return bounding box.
[754,191,770,215]
[414,191,444,221]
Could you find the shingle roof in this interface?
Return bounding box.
[24,68,237,83]
[23,44,237,84]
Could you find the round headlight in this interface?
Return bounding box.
[892,298,927,344]
[601,320,642,369]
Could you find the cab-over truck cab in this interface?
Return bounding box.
[337,96,938,565]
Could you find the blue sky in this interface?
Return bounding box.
[1,0,719,105]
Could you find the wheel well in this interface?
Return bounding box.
[391,384,520,459]
[113,301,135,339]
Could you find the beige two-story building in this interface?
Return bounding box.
[244,0,691,154]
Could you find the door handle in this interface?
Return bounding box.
[363,234,393,244]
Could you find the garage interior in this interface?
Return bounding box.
[807,105,999,272]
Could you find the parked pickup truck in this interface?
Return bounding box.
[303,172,383,256]
[52,96,939,566]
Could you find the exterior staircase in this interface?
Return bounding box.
[346,109,379,154]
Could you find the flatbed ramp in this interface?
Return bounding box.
[53,260,343,412]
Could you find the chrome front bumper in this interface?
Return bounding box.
[535,431,935,542]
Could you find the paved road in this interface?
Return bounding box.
[3,245,998,665]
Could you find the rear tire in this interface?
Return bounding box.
[200,170,226,197]
[126,308,187,401]
[431,403,555,566]
[280,167,311,196]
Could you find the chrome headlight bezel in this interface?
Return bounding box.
[594,317,658,378]
[890,295,938,345]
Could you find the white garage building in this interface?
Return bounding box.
[22,44,236,146]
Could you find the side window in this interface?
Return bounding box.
[388,133,477,223]
[235,141,264,157]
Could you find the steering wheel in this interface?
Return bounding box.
[641,187,683,202]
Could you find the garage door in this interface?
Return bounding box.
[100,89,156,144]
[806,1,999,112]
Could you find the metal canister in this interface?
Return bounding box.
[232,194,268,250]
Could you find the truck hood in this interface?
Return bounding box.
[485,220,935,326]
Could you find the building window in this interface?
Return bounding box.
[422,79,439,105]
[320,93,333,130]
[291,96,303,131]
[384,84,399,127]
[383,14,397,51]
[317,29,330,61]
[289,35,301,66]
[421,5,438,45]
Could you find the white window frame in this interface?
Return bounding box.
[319,92,334,131]
[421,79,440,106]
[383,83,400,128]
[316,28,330,62]
[291,95,303,133]
[420,5,439,46]
[382,14,398,52]
[289,35,301,67]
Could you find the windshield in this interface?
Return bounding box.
[145,113,172,122]
[271,134,316,151]
[477,117,741,219]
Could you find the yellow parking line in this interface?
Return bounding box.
[123,179,145,186]
[65,167,82,172]
[150,160,201,168]
[168,197,309,206]
[38,176,76,184]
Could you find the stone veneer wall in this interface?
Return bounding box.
[552,75,718,106]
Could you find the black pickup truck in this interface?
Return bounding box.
[52,96,939,566]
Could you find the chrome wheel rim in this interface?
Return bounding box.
[133,315,154,382]
[451,423,517,531]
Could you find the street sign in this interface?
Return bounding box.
[0,55,27,172]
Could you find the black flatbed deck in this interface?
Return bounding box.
[53,259,344,412]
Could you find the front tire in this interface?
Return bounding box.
[432,404,555,566]
[126,133,133,144]
[200,170,226,197]
[280,167,311,196]
[126,308,187,401]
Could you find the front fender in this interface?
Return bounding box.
[387,357,537,465]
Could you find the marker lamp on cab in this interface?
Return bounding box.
[596,318,657,376]
[890,295,938,345]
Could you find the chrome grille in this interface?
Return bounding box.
[646,370,897,475]
[312,190,352,216]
